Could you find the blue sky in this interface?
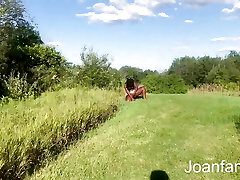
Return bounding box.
[22,0,240,71]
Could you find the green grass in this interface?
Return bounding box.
[28,94,240,179]
[0,87,121,179]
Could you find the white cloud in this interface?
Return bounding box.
[180,0,240,16]
[76,5,155,23]
[46,41,62,46]
[135,0,176,8]
[158,12,170,17]
[93,3,119,14]
[76,0,176,23]
[184,19,193,23]
[218,47,240,52]
[211,37,240,41]
[182,0,236,8]
[222,1,240,13]
[110,0,128,8]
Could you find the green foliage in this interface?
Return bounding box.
[142,74,189,94]
[0,0,25,25]
[206,53,240,85]
[225,82,239,91]
[197,56,221,84]
[0,0,42,73]
[168,53,240,89]
[108,68,122,89]
[3,71,37,99]
[19,44,67,92]
[52,64,79,90]
[119,66,144,82]
[168,56,199,86]
[0,0,42,96]
[119,66,158,83]
[78,48,122,88]
[0,87,121,179]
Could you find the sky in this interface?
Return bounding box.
[22,0,240,71]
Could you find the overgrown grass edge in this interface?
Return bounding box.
[0,87,122,179]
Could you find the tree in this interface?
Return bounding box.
[19,44,67,92]
[168,56,199,87]
[78,48,117,88]
[0,0,42,96]
[196,56,221,84]
[206,56,240,84]
[0,0,42,73]
[119,66,148,83]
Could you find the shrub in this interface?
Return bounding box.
[142,74,189,94]
[3,71,37,99]
[78,48,122,89]
[225,82,239,91]
[19,44,67,92]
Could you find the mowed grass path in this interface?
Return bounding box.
[29,95,240,180]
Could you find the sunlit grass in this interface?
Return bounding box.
[28,94,240,179]
[0,87,121,179]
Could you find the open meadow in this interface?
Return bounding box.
[27,94,240,180]
[1,1,240,179]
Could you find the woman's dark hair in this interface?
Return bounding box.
[126,78,134,90]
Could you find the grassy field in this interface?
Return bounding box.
[28,94,240,180]
[0,87,121,179]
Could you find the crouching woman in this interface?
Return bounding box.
[124,78,147,101]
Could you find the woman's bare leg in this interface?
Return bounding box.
[142,87,147,99]
[134,87,147,99]
[126,95,134,101]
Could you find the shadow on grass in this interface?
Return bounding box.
[236,122,240,133]
[150,170,169,180]
[233,115,240,143]
[233,115,240,134]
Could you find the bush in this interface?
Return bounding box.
[3,71,37,99]
[142,74,189,94]
[225,82,239,91]
[78,48,122,89]
[19,44,67,92]
[0,87,121,179]
[1,44,68,99]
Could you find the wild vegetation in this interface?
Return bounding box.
[168,53,240,89]
[28,95,240,180]
[1,0,240,101]
[1,0,240,179]
[142,74,189,94]
[189,83,240,97]
[0,87,121,179]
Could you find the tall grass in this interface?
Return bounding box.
[189,83,240,96]
[0,87,121,179]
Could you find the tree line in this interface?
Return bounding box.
[168,53,240,88]
[1,0,240,100]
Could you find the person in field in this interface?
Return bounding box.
[124,78,147,101]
